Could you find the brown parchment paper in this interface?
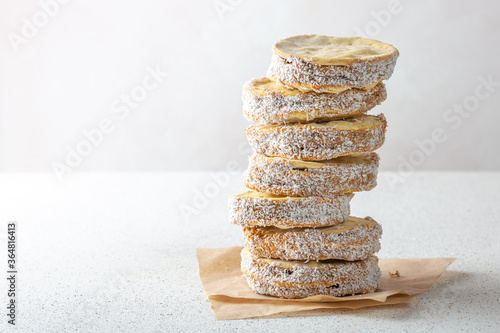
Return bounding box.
[197,246,456,320]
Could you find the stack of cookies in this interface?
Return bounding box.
[229,35,399,299]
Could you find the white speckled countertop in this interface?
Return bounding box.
[0,172,499,332]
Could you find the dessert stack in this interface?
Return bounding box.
[229,35,399,298]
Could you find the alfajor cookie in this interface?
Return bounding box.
[243,153,379,197]
[243,216,382,261]
[242,77,387,124]
[246,114,387,161]
[241,247,381,298]
[267,35,399,93]
[229,190,353,229]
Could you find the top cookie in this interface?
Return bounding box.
[268,34,399,93]
[273,35,399,66]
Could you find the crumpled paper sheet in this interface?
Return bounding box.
[197,246,455,320]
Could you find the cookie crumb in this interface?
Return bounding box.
[389,270,400,278]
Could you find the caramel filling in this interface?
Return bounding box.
[236,190,306,201]
[262,153,375,169]
[254,114,384,131]
[246,77,380,97]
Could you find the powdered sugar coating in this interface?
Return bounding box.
[229,191,352,228]
[242,78,387,124]
[243,216,382,261]
[246,114,387,161]
[267,53,398,93]
[241,249,381,298]
[243,153,379,197]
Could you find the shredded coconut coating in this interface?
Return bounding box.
[242,79,387,124]
[241,249,381,298]
[243,216,382,261]
[243,153,379,197]
[267,53,398,93]
[246,114,387,160]
[244,274,379,299]
[229,191,353,228]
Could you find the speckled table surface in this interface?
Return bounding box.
[0,172,499,332]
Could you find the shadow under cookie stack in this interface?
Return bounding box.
[229,35,399,299]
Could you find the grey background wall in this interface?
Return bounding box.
[1,0,499,176]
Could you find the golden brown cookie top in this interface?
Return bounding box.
[273,35,399,66]
[257,216,379,235]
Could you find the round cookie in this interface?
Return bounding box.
[243,216,382,261]
[229,190,353,229]
[242,153,379,197]
[241,247,381,299]
[246,114,387,161]
[242,77,387,124]
[267,35,399,93]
